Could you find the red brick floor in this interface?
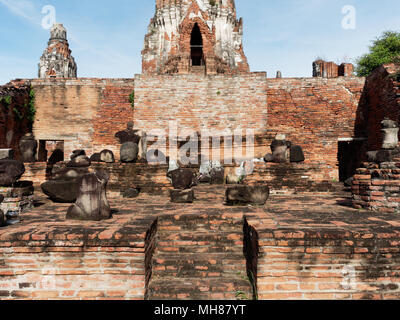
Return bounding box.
[1,185,400,245]
[2,184,400,300]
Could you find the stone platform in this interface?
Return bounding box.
[0,185,400,300]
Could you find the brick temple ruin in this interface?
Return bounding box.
[1,0,400,300]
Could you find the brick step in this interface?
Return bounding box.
[146,277,253,300]
[157,231,243,240]
[158,226,241,233]
[155,247,242,254]
[151,265,246,278]
[153,253,246,267]
[155,244,243,254]
[159,215,243,225]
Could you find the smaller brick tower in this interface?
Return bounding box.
[38,23,77,78]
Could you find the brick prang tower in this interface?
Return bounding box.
[142,0,250,75]
[38,23,77,78]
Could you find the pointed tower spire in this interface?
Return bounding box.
[38,23,77,78]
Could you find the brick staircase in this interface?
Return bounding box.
[190,65,206,75]
[145,212,254,300]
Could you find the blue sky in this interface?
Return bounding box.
[0,0,400,84]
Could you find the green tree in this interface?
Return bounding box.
[355,31,400,77]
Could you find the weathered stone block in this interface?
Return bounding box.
[120,142,139,163]
[167,168,196,190]
[0,149,13,160]
[0,160,25,187]
[67,170,111,221]
[170,189,194,203]
[41,180,79,203]
[225,185,270,206]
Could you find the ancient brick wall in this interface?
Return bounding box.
[355,64,400,151]
[31,78,134,160]
[50,162,171,195]
[352,161,400,213]
[134,72,268,133]
[244,162,342,193]
[254,230,400,300]
[0,82,32,160]
[0,246,145,300]
[14,74,367,183]
[266,77,366,180]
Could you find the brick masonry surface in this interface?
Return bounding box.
[22,162,342,195]
[1,185,400,300]
[355,63,400,151]
[266,77,365,180]
[30,78,134,161]
[0,82,32,160]
[352,160,400,213]
[7,74,366,182]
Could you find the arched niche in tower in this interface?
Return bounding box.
[190,23,204,66]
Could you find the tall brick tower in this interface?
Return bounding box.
[38,23,77,78]
[142,0,249,75]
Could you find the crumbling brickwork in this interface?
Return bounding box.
[31,78,134,160]
[38,24,77,78]
[142,0,249,75]
[352,161,400,213]
[23,74,366,182]
[0,82,32,160]
[355,64,400,151]
[313,60,354,78]
[266,77,365,180]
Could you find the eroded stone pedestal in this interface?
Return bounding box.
[0,182,34,223]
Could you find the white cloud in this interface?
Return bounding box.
[0,0,40,24]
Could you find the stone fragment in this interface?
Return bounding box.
[167,168,196,190]
[0,149,13,160]
[41,180,80,203]
[123,188,140,198]
[225,185,270,206]
[115,122,141,144]
[52,167,89,181]
[198,162,212,182]
[90,153,101,162]
[210,167,225,185]
[290,145,305,163]
[225,167,245,184]
[100,150,115,163]
[381,118,399,149]
[19,133,37,163]
[170,189,194,203]
[66,170,112,221]
[271,138,291,163]
[120,142,139,163]
[381,118,398,128]
[263,153,273,163]
[0,160,25,187]
[70,150,86,160]
[274,134,287,141]
[48,149,64,164]
[67,155,91,168]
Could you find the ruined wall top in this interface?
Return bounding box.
[142,0,249,75]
